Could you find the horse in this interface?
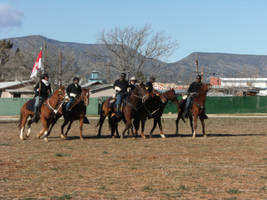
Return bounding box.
[18,86,65,140]
[36,86,66,142]
[60,88,90,140]
[175,83,210,138]
[110,83,150,138]
[144,89,178,138]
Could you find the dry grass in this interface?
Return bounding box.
[0,117,266,199]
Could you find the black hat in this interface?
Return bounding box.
[150,76,155,81]
[73,77,80,81]
[121,73,126,78]
[42,73,49,79]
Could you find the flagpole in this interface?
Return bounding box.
[38,46,42,108]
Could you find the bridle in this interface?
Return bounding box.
[44,90,66,114]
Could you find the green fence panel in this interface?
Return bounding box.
[1,96,267,116]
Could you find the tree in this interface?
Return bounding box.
[96,24,177,80]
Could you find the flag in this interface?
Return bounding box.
[30,49,42,78]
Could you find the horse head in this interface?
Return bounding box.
[54,86,66,102]
[163,88,178,104]
[81,88,90,106]
[136,82,150,103]
[153,89,167,103]
[200,83,211,94]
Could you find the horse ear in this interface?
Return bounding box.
[140,82,144,87]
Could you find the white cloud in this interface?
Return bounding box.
[0,4,24,30]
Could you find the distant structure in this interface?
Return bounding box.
[0,80,35,98]
[82,71,105,88]
[210,77,267,89]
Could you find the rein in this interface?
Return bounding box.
[45,97,65,114]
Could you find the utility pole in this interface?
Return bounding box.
[58,49,62,86]
[195,58,199,74]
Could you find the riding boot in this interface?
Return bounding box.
[116,104,122,117]
[32,105,40,122]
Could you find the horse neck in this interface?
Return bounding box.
[196,90,207,104]
[129,90,140,105]
[47,92,61,108]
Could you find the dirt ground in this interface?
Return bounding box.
[0,117,266,200]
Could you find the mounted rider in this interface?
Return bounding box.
[183,74,208,119]
[66,77,82,111]
[32,73,52,122]
[128,76,137,92]
[113,73,130,116]
[145,76,155,95]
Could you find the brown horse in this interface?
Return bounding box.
[175,83,210,138]
[119,84,150,138]
[18,86,65,140]
[36,86,66,142]
[60,88,90,140]
[145,89,178,138]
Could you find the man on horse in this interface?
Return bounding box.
[183,74,208,119]
[113,73,130,116]
[145,76,155,94]
[129,76,137,92]
[66,77,82,111]
[32,73,52,122]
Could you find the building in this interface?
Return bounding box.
[0,80,35,98]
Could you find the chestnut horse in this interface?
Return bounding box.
[110,84,150,138]
[175,83,210,138]
[37,86,66,142]
[144,89,178,138]
[60,88,90,140]
[18,86,65,140]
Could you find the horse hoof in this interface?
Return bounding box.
[160,134,166,138]
[60,134,66,139]
[80,137,84,140]
[20,136,24,140]
[44,137,48,142]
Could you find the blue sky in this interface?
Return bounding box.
[0,0,267,62]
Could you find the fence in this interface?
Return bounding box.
[0,96,267,116]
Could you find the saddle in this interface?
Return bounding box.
[26,99,36,112]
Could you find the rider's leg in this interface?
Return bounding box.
[115,93,122,115]
[32,96,40,122]
[183,97,191,117]
[66,97,74,111]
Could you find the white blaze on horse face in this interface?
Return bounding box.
[20,128,24,140]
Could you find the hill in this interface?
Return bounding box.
[1,35,267,83]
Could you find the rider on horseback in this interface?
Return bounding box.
[66,77,82,111]
[128,76,137,92]
[145,76,155,95]
[113,73,130,117]
[32,73,52,122]
[183,74,208,119]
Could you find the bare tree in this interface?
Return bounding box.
[96,24,177,79]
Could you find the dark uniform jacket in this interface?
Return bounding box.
[129,84,136,91]
[67,83,82,97]
[187,81,202,93]
[113,79,129,94]
[145,81,153,93]
[34,80,51,98]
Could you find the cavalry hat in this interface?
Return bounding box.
[150,76,155,81]
[42,73,49,79]
[130,76,136,81]
[73,77,80,81]
[121,73,126,78]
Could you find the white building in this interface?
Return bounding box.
[220,78,267,88]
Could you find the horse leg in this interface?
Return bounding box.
[158,118,165,138]
[97,114,106,137]
[140,118,146,139]
[192,113,198,138]
[47,114,61,138]
[149,118,157,138]
[121,120,132,139]
[200,119,206,138]
[26,117,33,138]
[189,114,194,135]
[175,112,182,135]
[42,120,50,142]
[79,117,84,140]
[19,114,28,140]
[61,119,70,139]
[133,118,140,137]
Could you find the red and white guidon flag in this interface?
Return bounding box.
[30,49,42,78]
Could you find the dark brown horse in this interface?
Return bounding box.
[37,86,66,142]
[175,83,210,138]
[18,86,65,140]
[110,84,150,138]
[145,89,178,138]
[60,88,90,140]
